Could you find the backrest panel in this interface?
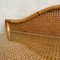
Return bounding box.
[38,10,60,36]
[5,5,60,37]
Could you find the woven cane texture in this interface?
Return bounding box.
[0,32,60,60]
[9,9,60,37]
[0,33,42,60]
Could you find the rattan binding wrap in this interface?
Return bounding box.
[5,5,60,37]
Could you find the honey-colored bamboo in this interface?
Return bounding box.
[5,5,60,37]
[3,5,60,60]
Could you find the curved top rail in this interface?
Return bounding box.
[5,5,60,23]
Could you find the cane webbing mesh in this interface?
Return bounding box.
[9,9,60,37]
[0,32,60,60]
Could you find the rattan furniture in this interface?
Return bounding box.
[5,5,60,37]
[0,5,60,60]
[0,31,59,60]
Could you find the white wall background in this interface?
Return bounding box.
[0,0,60,34]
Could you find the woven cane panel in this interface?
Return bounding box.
[10,10,60,36]
[0,33,41,60]
[0,32,60,60]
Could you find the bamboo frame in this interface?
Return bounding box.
[5,5,60,23]
[5,5,60,37]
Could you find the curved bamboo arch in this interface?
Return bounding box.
[5,5,60,23]
[38,5,60,14]
[5,5,60,37]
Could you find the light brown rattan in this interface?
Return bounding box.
[0,32,60,60]
[5,5,60,37]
